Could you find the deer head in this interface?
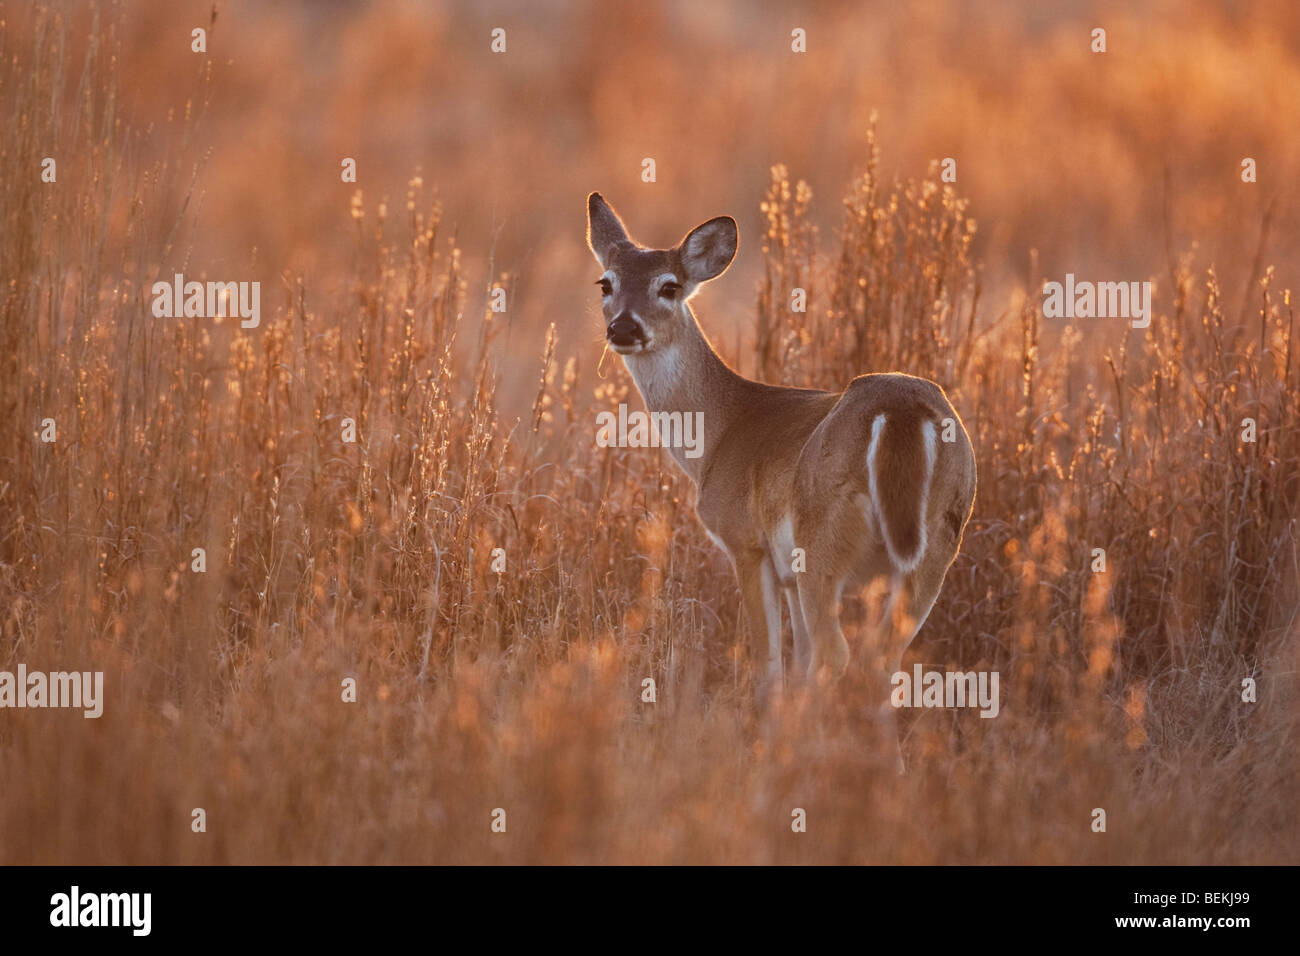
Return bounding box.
[586,192,737,355]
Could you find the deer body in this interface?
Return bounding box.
[587,193,976,760]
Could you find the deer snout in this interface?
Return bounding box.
[606,312,647,350]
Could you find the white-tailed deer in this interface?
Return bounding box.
[586,192,976,763]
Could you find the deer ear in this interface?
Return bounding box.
[678,216,738,284]
[587,192,631,267]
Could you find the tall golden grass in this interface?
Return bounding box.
[0,2,1296,864]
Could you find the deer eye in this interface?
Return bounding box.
[596,278,613,297]
[659,282,681,300]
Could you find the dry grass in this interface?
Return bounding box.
[0,2,1296,864]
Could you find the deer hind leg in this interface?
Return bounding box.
[784,584,811,677]
[737,550,784,707]
[767,515,810,679]
[796,572,849,686]
[866,570,946,773]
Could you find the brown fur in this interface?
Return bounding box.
[871,407,931,565]
[586,193,977,764]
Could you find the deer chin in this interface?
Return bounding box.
[610,338,653,355]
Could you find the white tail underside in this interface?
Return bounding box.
[865,414,937,573]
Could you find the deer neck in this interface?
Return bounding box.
[620,306,747,484]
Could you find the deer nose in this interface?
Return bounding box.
[606,313,646,347]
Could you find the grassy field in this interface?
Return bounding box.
[0,1,1296,864]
